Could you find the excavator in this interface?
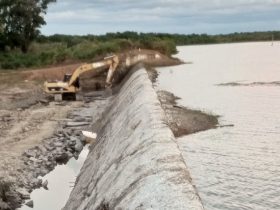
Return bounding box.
[44,49,163,101]
[44,55,119,101]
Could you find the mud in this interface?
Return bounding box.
[217,81,280,86]
[157,90,218,137]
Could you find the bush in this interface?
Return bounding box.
[0,32,179,69]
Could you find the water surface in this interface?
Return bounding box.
[157,42,280,210]
[20,147,89,210]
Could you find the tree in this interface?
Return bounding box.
[0,0,56,52]
[0,18,4,50]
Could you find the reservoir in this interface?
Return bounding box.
[157,42,280,210]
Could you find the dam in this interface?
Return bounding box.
[63,68,204,209]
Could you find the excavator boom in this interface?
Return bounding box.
[44,55,119,100]
[68,56,119,87]
[43,49,163,101]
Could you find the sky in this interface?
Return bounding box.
[41,0,280,35]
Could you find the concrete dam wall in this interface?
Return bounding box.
[64,69,204,210]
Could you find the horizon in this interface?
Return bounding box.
[39,30,279,37]
[41,0,280,36]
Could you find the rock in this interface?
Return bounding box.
[44,144,54,151]
[38,145,47,154]
[56,133,64,137]
[38,99,49,104]
[17,188,30,200]
[65,130,71,136]
[29,157,37,162]
[63,130,70,138]
[25,200,34,208]
[42,180,48,190]
[24,150,36,158]
[55,153,68,164]
[68,137,78,146]
[0,201,10,209]
[31,178,42,188]
[45,161,54,167]
[39,169,49,176]
[73,153,79,160]
[23,127,30,132]
[74,140,83,153]
[73,130,81,136]
[66,122,90,127]
[54,142,64,147]
[73,117,87,122]
[67,152,73,158]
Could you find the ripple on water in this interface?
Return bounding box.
[158,42,280,210]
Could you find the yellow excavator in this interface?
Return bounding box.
[44,55,119,101]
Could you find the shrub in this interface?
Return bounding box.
[0,33,178,69]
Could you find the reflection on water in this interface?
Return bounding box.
[157,42,280,210]
[20,147,89,210]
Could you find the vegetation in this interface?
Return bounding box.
[0,0,56,52]
[0,30,279,70]
[0,34,177,69]
[0,1,279,70]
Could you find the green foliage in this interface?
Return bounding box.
[0,0,56,52]
[0,30,278,70]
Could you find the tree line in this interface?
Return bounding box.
[37,30,279,47]
[0,0,279,69]
[1,29,279,69]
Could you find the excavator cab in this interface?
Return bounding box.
[63,74,72,82]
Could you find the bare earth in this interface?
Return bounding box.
[0,65,91,209]
[0,102,81,178]
[0,65,82,178]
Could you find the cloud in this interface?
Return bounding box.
[41,0,280,35]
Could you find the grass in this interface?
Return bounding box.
[0,38,177,70]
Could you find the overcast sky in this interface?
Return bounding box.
[41,0,280,35]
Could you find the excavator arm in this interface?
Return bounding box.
[68,55,119,87]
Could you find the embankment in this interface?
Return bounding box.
[64,69,205,210]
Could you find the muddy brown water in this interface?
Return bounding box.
[157,42,280,210]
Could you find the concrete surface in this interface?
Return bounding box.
[64,69,204,210]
